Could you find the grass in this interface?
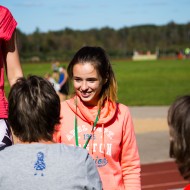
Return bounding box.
[114,59,190,105]
[4,59,190,106]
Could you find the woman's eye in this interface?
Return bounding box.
[74,78,81,82]
[87,78,97,82]
[88,80,95,83]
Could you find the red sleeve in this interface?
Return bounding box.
[0,5,17,40]
[184,184,190,190]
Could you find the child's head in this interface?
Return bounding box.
[168,95,190,180]
[8,75,60,143]
[67,46,117,106]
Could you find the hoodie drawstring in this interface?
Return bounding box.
[102,124,105,157]
[83,109,100,149]
[91,123,105,157]
[90,122,94,154]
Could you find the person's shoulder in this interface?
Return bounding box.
[0,5,9,12]
[0,145,15,152]
[61,98,74,108]
[116,102,134,120]
[0,5,12,19]
[61,144,88,154]
[117,102,130,112]
[61,100,68,106]
[0,5,17,40]
[59,144,89,159]
[60,99,70,111]
[0,145,16,162]
[46,144,89,162]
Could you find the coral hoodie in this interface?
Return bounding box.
[54,96,141,190]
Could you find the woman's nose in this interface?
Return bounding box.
[81,81,88,90]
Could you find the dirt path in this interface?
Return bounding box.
[129,106,171,164]
[129,106,169,134]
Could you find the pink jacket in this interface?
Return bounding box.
[0,5,17,118]
[54,96,141,189]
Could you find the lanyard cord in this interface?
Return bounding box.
[75,109,101,149]
[75,114,79,146]
[74,98,79,146]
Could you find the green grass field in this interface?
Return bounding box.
[4,59,190,106]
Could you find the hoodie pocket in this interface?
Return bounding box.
[100,174,125,190]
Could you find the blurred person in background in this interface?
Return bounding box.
[58,66,69,101]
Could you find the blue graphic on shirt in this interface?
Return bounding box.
[94,156,108,167]
[34,152,46,176]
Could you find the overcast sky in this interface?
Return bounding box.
[1,0,190,34]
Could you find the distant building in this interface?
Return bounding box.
[132,50,158,61]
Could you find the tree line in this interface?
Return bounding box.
[16,22,190,62]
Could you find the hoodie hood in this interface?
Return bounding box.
[66,95,117,125]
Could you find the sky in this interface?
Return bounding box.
[1,0,190,34]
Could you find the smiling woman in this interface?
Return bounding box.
[54,46,141,190]
[73,63,104,106]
